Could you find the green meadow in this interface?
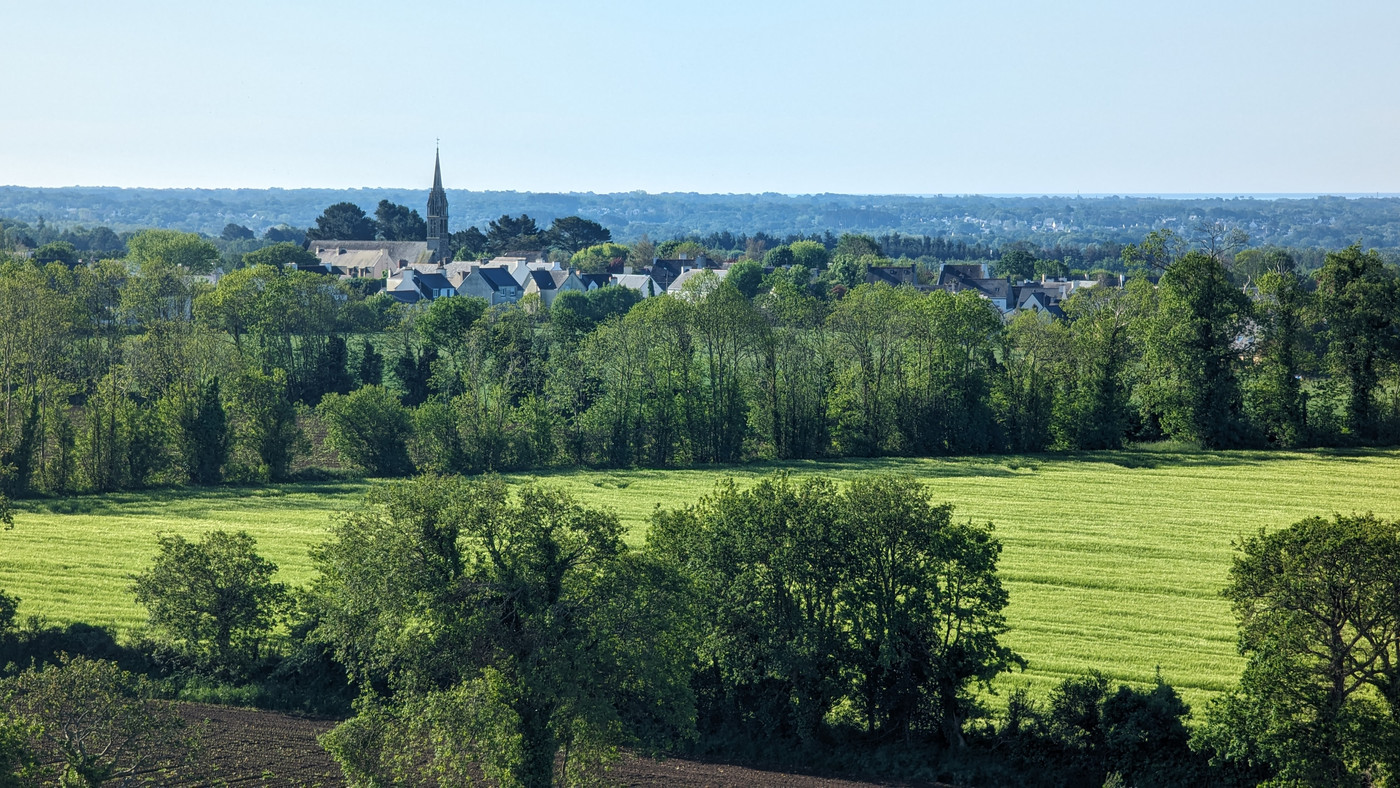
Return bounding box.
[4,447,1399,709]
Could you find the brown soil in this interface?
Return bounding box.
[178,704,937,787]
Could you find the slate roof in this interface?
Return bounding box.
[937,263,1010,302]
[866,264,918,287]
[478,267,520,290]
[524,269,563,290]
[417,272,455,294]
[310,241,432,266]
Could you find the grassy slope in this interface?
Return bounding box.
[5,447,1399,708]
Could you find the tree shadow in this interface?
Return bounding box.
[16,481,370,519]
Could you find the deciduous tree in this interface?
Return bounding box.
[130,530,287,673]
[1,655,201,787]
[1200,513,1400,784]
[312,476,695,788]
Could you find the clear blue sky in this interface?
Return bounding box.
[4,0,1397,193]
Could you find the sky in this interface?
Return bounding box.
[2,0,1398,194]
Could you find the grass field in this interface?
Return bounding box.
[4,446,1400,710]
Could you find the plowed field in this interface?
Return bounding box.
[178,704,931,787]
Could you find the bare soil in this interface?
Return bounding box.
[178,704,936,787]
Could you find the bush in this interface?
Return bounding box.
[316,385,414,476]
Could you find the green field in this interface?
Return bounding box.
[4,447,1400,710]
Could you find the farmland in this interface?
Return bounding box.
[4,446,1400,709]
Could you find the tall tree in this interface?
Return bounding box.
[1,656,201,787]
[547,216,611,254]
[372,200,427,241]
[126,229,220,274]
[1244,263,1313,447]
[649,474,851,746]
[306,202,377,241]
[485,214,543,254]
[1314,244,1399,441]
[841,475,1021,747]
[220,223,254,241]
[1141,251,1253,448]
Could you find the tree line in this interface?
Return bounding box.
[2,226,1398,500]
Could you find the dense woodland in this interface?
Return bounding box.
[1,214,1400,785]
[0,218,1397,500]
[6,186,1400,253]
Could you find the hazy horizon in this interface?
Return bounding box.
[5,1,1398,194]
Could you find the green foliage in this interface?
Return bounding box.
[311,476,695,788]
[307,202,377,241]
[171,377,228,485]
[1056,286,1135,449]
[652,472,1019,750]
[726,258,765,298]
[220,223,254,241]
[0,589,16,636]
[0,712,37,788]
[999,673,1204,787]
[788,239,830,269]
[225,367,304,481]
[828,251,886,289]
[762,244,795,268]
[372,199,426,242]
[129,530,287,675]
[486,214,543,254]
[1200,512,1400,784]
[548,216,612,254]
[834,233,881,258]
[317,385,414,476]
[241,241,317,269]
[995,248,1038,281]
[451,226,488,260]
[1141,252,1253,448]
[125,229,220,274]
[568,241,629,274]
[1,655,200,787]
[1314,244,1400,441]
[355,340,383,387]
[1244,268,1312,447]
[415,294,487,350]
[34,240,78,266]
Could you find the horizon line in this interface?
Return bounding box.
[3,185,1400,201]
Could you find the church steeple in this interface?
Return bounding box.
[426,146,449,262]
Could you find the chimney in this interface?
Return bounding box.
[622,265,633,275]
[470,265,480,276]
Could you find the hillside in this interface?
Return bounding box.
[3,186,1399,249]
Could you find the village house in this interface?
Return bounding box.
[610,273,662,298]
[667,267,729,297]
[456,265,524,305]
[522,268,586,307]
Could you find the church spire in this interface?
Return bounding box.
[427,146,449,262]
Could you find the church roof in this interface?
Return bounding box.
[310,241,432,266]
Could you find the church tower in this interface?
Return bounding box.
[426,148,449,262]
